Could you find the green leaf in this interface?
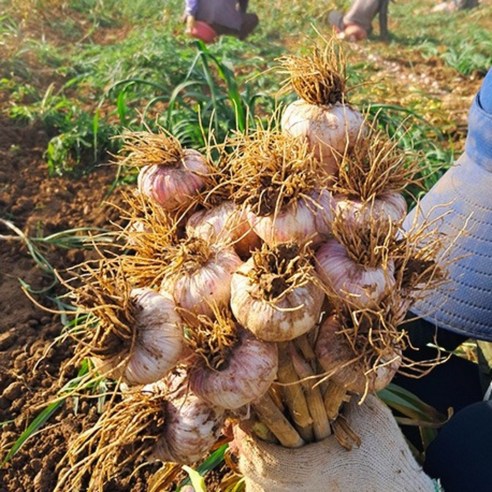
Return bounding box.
[182,465,207,492]
[177,444,228,490]
[379,383,446,422]
[1,362,92,465]
[1,399,63,465]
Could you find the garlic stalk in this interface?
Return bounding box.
[252,392,305,448]
[289,344,331,441]
[276,345,313,441]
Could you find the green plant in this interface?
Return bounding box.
[441,41,492,76]
[379,383,448,459]
[109,41,276,148]
[45,109,121,176]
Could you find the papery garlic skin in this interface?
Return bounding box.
[333,192,407,227]
[152,385,224,464]
[246,189,334,246]
[138,149,209,211]
[100,289,183,386]
[186,201,261,257]
[161,247,243,318]
[315,315,401,394]
[282,101,365,175]
[315,239,395,307]
[190,332,278,409]
[230,260,325,342]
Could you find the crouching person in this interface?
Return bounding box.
[184,0,259,42]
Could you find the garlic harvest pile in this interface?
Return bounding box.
[60,40,448,490]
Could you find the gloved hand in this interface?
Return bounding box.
[234,395,440,492]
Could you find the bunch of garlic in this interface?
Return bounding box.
[61,40,447,491]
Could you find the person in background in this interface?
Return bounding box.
[184,0,259,41]
[328,0,386,41]
[328,0,480,41]
[432,0,479,13]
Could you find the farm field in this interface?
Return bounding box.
[1,0,492,490]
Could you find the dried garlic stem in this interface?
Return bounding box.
[323,380,348,420]
[253,393,304,448]
[277,345,314,442]
[332,414,361,451]
[269,386,286,413]
[290,346,331,441]
[251,421,278,444]
[295,335,317,369]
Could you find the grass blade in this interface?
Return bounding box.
[1,400,63,465]
[182,465,207,492]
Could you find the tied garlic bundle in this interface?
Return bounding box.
[227,45,447,452]
[59,39,450,492]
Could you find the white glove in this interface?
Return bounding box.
[234,395,439,492]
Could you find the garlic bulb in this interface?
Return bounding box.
[101,288,183,385]
[282,101,364,175]
[186,201,261,258]
[333,192,407,228]
[160,241,243,319]
[315,315,401,394]
[316,239,395,307]
[151,378,224,465]
[246,189,334,246]
[138,148,209,211]
[190,330,278,409]
[230,248,325,342]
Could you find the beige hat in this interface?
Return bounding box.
[404,68,492,341]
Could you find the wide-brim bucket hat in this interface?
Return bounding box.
[404,68,492,341]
